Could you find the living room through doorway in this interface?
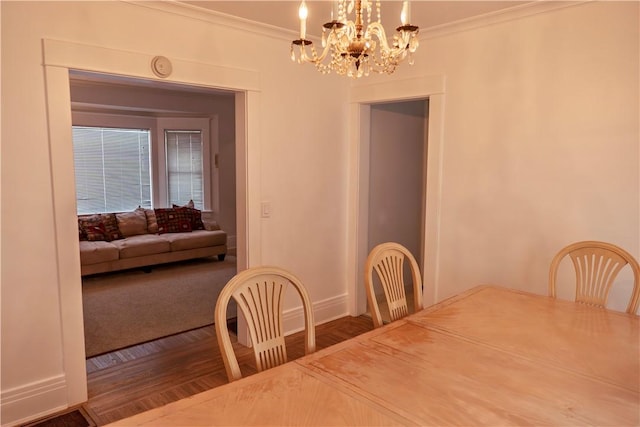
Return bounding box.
[69,70,241,356]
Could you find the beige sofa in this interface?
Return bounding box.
[78,207,227,276]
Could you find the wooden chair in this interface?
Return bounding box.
[365,242,423,328]
[549,241,640,314]
[214,266,316,382]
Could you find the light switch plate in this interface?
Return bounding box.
[261,201,271,218]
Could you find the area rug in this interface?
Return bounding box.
[82,256,237,357]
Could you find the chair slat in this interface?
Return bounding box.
[549,241,639,314]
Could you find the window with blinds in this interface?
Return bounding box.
[72,126,152,214]
[165,130,204,209]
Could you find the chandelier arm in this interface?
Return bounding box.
[297,39,333,64]
[365,22,390,51]
[366,22,416,57]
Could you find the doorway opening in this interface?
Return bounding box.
[366,100,429,318]
[68,70,240,358]
[367,100,429,269]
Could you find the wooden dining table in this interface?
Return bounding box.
[108,285,640,426]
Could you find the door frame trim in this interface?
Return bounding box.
[347,75,446,314]
[42,38,259,405]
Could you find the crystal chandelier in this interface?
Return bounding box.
[290,0,419,78]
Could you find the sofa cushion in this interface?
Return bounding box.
[111,234,171,259]
[79,240,119,265]
[163,230,227,251]
[155,208,193,234]
[116,208,148,237]
[200,211,221,231]
[203,220,221,231]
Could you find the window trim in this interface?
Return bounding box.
[156,117,213,211]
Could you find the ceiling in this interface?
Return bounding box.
[179,1,533,39]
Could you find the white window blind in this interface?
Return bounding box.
[72,126,151,214]
[165,130,204,209]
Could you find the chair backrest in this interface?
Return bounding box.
[549,240,640,314]
[365,242,424,328]
[214,266,316,382]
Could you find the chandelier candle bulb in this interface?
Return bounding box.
[401,1,410,26]
[331,1,339,21]
[299,0,308,39]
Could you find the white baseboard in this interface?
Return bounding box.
[1,375,68,427]
[283,293,349,334]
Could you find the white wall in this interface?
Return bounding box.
[357,1,638,305]
[1,1,638,425]
[0,1,348,425]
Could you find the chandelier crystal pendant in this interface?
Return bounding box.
[290,0,419,78]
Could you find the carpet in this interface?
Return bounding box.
[82,256,237,357]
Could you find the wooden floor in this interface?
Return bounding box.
[83,315,374,426]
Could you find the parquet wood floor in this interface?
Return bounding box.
[83,315,373,426]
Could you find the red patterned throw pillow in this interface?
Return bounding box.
[173,206,205,231]
[78,213,123,241]
[78,218,87,241]
[101,213,124,241]
[188,208,206,230]
[154,208,193,234]
[79,214,108,241]
[172,200,205,230]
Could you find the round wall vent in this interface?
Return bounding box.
[151,56,172,78]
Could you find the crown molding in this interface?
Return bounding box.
[419,1,589,40]
[123,0,299,42]
[124,1,590,44]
